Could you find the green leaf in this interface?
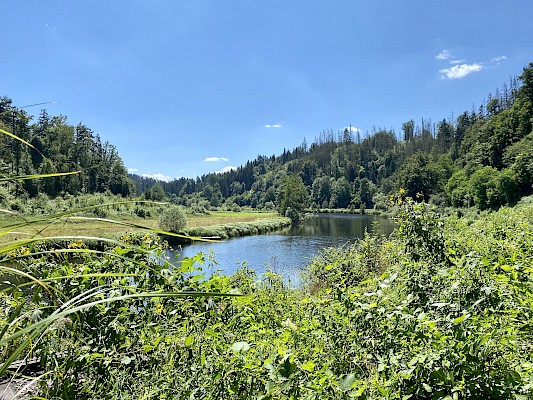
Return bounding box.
[422,383,432,392]
[0,128,42,155]
[0,171,80,182]
[453,313,470,324]
[230,341,250,353]
[339,373,356,392]
[300,360,315,372]
[354,383,367,397]
[184,335,195,348]
[121,355,133,365]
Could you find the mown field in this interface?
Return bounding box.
[1,196,533,399]
[0,192,278,240]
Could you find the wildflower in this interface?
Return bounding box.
[19,247,31,256]
[281,318,297,331]
[67,240,84,249]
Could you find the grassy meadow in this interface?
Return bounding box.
[0,192,279,241]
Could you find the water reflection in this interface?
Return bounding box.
[174,214,395,284]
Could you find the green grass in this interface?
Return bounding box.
[0,209,279,241]
[185,210,278,227]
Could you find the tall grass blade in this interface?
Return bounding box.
[0,171,81,182]
[1,290,243,347]
[0,128,43,157]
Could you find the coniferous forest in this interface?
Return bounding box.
[0,98,132,199]
[130,64,533,217]
[2,64,532,218]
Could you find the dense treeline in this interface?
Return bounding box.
[131,63,533,215]
[0,97,132,198]
[4,63,532,214]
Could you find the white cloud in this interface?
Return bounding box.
[215,166,237,174]
[491,55,507,63]
[439,63,482,79]
[141,173,174,182]
[450,59,465,65]
[265,123,282,128]
[127,168,139,173]
[204,157,229,162]
[435,50,451,60]
[343,126,361,134]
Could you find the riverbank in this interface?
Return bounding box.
[312,207,383,215]
[174,216,291,245]
[0,208,280,243]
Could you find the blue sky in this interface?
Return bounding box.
[2,1,532,181]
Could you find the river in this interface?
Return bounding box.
[173,213,395,285]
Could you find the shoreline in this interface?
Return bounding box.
[165,216,292,245]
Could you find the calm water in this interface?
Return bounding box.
[173,213,395,284]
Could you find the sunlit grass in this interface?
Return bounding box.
[186,210,278,227]
[0,210,278,240]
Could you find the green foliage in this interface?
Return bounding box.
[3,196,533,398]
[277,175,308,223]
[305,229,387,292]
[158,206,187,233]
[445,166,521,210]
[0,103,132,198]
[395,197,447,263]
[184,217,291,241]
[147,182,166,201]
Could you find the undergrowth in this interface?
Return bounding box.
[1,196,532,398]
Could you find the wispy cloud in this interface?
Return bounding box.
[435,50,451,60]
[491,55,507,63]
[204,157,229,162]
[127,168,139,173]
[216,166,237,174]
[439,63,483,79]
[343,126,361,134]
[436,50,466,65]
[436,49,506,80]
[45,23,57,32]
[265,123,282,128]
[141,173,174,182]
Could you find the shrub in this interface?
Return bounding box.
[158,206,187,233]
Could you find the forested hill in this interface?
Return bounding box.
[133,63,533,213]
[0,98,132,197]
[4,62,532,210]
